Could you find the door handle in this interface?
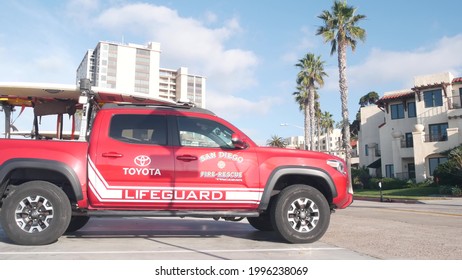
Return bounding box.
[102,152,123,158]
[176,155,198,162]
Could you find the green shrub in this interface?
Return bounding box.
[439,185,454,195]
[451,187,462,197]
[352,166,371,189]
[370,177,408,190]
[433,144,462,186]
[438,185,462,197]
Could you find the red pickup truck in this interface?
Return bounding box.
[0,98,352,245]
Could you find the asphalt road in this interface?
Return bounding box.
[323,197,462,260]
[0,198,461,260]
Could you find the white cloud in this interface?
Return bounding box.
[66,0,100,23]
[315,33,462,117]
[348,34,462,92]
[281,26,319,64]
[92,3,262,117]
[207,91,280,121]
[204,11,218,24]
[95,4,258,89]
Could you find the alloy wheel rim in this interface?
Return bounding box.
[287,197,319,233]
[15,195,54,233]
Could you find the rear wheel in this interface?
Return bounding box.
[271,184,330,243]
[0,181,71,245]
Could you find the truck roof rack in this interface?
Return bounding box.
[101,102,216,115]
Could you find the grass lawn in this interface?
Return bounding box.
[354,186,441,200]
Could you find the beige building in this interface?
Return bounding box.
[359,72,462,182]
[284,128,347,158]
[76,41,206,108]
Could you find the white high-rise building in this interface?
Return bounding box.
[76,41,206,108]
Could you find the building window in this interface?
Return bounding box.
[423,89,443,108]
[428,123,448,142]
[385,164,394,178]
[405,132,413,148]
[429,157,448,176]
[459,88,462,108]
[390,103,404,119]
[407,101,416,118]
[365,144,369,156]
[408,163,416,179]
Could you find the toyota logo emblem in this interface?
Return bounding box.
[134,155,151,167]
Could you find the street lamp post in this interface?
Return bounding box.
[280,123,304,130]
[280,123,306,149]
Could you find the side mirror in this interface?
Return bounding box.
[231,134,247,149]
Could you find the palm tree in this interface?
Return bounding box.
[359,91,379,107]
[267,135,287,148]
[314,97,322,151]
[321,111,334,153]
[293,85,310,150]
[295,53,327,150]
[317,0,366,183]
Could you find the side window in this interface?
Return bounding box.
[385,164,394,178]
[109,114,167,145]
[177,116,234,148]
[390,103,404,119]
[405,132,413,147]
[407,101,416,118]
[423,89,443,108]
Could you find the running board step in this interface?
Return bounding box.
[80,210,260,218]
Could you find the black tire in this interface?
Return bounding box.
[271,184,330,243]
[0,181,71,245]
[247,213,273,231]
[66,216,90,233]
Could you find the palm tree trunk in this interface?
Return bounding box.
[308,86,315,150]
[304,100,310,150]
[338,41,352,187]
[326,129,331,154]
[317,118,321,151]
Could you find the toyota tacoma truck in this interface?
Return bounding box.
[0,83,353,245]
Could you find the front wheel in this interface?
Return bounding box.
[271,184,330,243]
[0,181,71,245]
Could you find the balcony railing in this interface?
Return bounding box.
[424,134,448,142]
[448,94,462,109]
[400,139,414,148]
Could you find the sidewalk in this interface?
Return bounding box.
[355,195,462,205]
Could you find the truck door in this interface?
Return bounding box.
[88,113,175,208]
[173,116,261,210]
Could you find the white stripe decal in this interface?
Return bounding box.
[88,159,122,199]
[88,158,263,204]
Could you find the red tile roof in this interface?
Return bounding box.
[453,77,462,83]
[378,91,414,101]
[376,91,414,107]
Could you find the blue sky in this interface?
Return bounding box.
[1,0,462,144]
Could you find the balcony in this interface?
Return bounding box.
[424,134,448,143]
[400,139,414,148]
[448,94,462,109]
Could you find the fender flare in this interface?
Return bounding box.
[0,158,83,201]
[258,166,337,210]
